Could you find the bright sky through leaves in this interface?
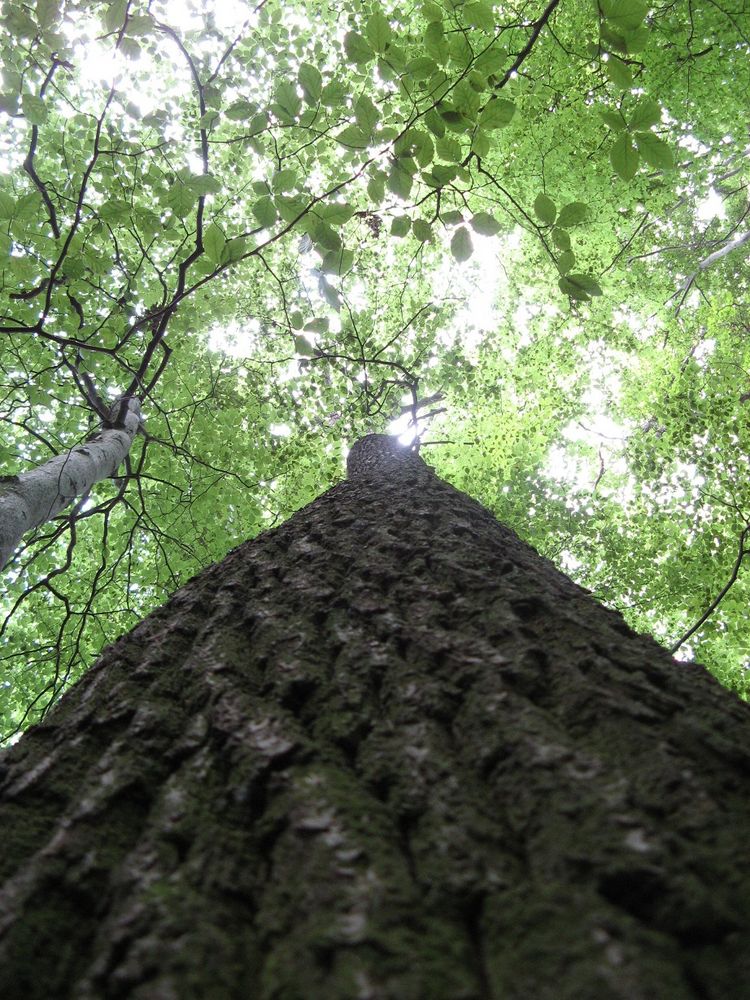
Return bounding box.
[1,0,749,739]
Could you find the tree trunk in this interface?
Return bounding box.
[0,396,141,570]
[1,434,749,1000]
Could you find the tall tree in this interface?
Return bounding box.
[0,395,141,569]
[1,435,749,999]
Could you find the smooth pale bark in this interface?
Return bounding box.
[0,397,141,569]
[1,434,749,1000]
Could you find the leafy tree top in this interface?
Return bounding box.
[1,0,749,737]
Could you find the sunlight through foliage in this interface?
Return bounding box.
[1,0,749,737]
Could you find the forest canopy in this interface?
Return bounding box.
[0,0,748,738]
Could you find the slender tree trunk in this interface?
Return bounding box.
[0,396,141,569]
[1,434,749,1000]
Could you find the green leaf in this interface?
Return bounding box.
[412,218,432,242]
[0,93,20,116]
[605,56,633,90]
[439,109,469,133]
[225,236,249,261]
[335,126,370,149]
[435,135,462,162]
[275,194,307,222]
[273,82,301,119]
[468,70,487,92]
[422,0,442,18]
[453,82,481,121]
[120,37,141,60]
[474,46,509,75]
[62,256,85,279]
[252,196,278,228]
[321,80,348,107]
[99,199,131,223]
[272,169,297,193]
[189,174,221,196]
[294,334,315,356]
[599,109,626,131]
[394,130,433,167]
[552,228,571,251]
[428,164,457,184]
[600,0,648,31]
[628,98,661,130]
[318,203,355,226]
[377,125,399,142]
[479,98,516,129]
[634,131,674,169]
[471,132,490,157]
[305,317,329,334]
[126,13,152,36]
[21,95,47,125]
[470,211,501,236]
[622,25,650,53]
[203,223,225,263]
[310,222,341,251]
[299,64,322,104]
[388,160,413,199]
[354,95,380,132]
[533,193,557,225]
[365,11,392,52]
[414,133,435,168]
[344,31,374,65]
[3,6,37,36]
[424,21,448,63]
[568,273,603,296]
[406,56,438,81]
[558,276,584,299]
[0,192,16,218]
[248,112,269,137]
[600,24,626,53]
[559,275,592,300]
[167,181,197,219]
[36,0,61,28]
[451,226,473,263]
[440,210,464,226]
[103,0,127,32]
[557,250,576,274]
[199,110,220,130]
[367,173,385,204]
[463,2,495,30]
[610,132,639,180]
[556,202,589,227]
[322,248,354,275]
[391,216,411,237]
[318,280,338,311]
[424,109,446,138]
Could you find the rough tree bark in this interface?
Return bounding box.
[0,396,141,570]
[1,434,749,1000]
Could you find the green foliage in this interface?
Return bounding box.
[0,0,748,738]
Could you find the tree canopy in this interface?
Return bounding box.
[1,0,748,738]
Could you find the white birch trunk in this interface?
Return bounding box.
[0,398,141,570]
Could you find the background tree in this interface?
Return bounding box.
[1,0,749,739]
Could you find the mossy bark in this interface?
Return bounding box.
[1,435,749,999]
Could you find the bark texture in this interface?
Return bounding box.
[1,434,749,1000]
[0,396,141,569]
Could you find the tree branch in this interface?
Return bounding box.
[670,525,750,654]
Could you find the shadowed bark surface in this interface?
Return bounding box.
[1,434,749,999]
